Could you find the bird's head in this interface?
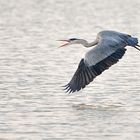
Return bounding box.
[58,38,85,47]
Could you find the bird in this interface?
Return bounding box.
[58,30,140,93]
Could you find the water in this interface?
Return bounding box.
[0,0,140,139]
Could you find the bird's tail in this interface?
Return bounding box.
[127,37,140,51]
[127,37,138,46]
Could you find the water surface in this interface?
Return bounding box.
[0,0,140,139]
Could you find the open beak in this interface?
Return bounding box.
[57,40,70,48]
[134,45,140,51]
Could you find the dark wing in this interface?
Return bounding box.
[64,38,127,93]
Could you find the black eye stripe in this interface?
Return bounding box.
[70,38,78,41]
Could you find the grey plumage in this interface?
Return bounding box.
[60,30,139,93]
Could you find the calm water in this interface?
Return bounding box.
[0,0,140,139]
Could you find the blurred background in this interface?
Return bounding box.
[0,0,140,139]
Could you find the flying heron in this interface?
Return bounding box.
[58,30,140,93]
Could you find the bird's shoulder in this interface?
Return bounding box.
[98,30,125,36]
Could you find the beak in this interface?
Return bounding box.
[134,45,140,51]
[57,40,70,48]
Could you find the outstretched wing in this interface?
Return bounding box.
[64,38,127,93]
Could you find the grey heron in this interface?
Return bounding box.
[59,30,140,93]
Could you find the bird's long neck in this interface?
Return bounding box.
[81,39,98,47]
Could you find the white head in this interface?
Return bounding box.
[58,38,88,47]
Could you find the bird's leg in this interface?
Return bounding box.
[134,46,140,51]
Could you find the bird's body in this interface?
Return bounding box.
[59,30,140,93]
[84,31,129,66]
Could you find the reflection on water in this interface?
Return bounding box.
[0,0,140,139]
[72,102,124,110]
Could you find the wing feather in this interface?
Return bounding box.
[84,38,126,66]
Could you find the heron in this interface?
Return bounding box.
[58,30,140,93]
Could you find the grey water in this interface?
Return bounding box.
[0,0,140,139]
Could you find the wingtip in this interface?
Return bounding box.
[63,83,77,94]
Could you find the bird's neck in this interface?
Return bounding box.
[81,39,98,47]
